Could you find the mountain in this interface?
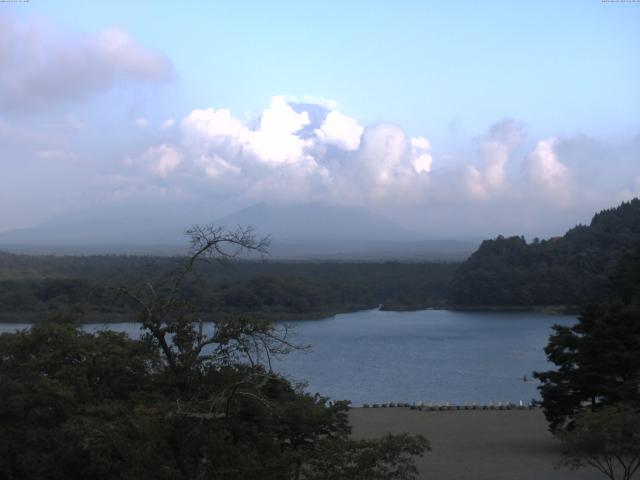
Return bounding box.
[449,198,640,306]
[0,202,478,260]
[215,202,422,243]
[0,211,187,255]
[208,203,477,260]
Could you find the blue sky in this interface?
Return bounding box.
[1,1,639,236]
[15,0,639,140]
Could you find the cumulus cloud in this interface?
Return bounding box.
[314,110,363,151]
[194,154,240,179]
[142,144,183,177]
[463,118,526,199]
[411,137,432,174]
[154,97,435,206]
[125,99,629,222]
[525,137,572,206]
[7,80,635,238]
[0,13,174,110]
[251,96,312,164]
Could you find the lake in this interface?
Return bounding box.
[0,308,575,406]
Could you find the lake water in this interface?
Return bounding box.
[0,309,575,406]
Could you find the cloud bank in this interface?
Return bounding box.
[110,96,639,238]
[128,99,584,211]
[0,13,173,110]
[1,13,638,238]
[132,96,434,208]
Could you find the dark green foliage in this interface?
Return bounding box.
[557,405,640,480]
[534,303,640,430]
[0,318,351,479]
[0,330,428,480]
[0,316,159,480]
[0,226,428,479]
[534,247,640,431]
[450,199,640,306]
[0,255,456,322]
[301,433,430,480]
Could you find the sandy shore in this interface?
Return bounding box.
[349,408,602,480]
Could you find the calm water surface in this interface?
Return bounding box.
[0,309,575,406]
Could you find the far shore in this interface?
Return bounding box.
[441,304,580,315]
[349,407,599,480]
[0,304,579,324]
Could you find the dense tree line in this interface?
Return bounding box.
[450,199,640,306]
[0,253,456,322]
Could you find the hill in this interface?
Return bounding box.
[449,198,640,306]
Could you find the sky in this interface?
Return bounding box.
[1,0,639,238]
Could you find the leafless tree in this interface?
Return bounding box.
[113,225,302,390]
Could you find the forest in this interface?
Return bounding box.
[449,199,640,307]
[0,252,456,323]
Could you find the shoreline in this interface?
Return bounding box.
[0,304,578,324]
[441,304,579,315]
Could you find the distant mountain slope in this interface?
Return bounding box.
[214,203,424,243]
[214,203,477,261]
[0,202,478,260]
[0,207,186,249]
[449,198,640,306]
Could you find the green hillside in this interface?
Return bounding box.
[449,198,640,306]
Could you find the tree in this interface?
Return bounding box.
[533,247,640,480]
[534,302,640,430]
[534,247,640,431]
[557,405,640,480]
[0,225,429,480]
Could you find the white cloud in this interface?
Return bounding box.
[9,84,631,237]
[464,166,487,200]
[250,96,311,164]
[462,118,526,199]
[0,13,173,110]
[133,100,605,216]
[411,136,432,174]
[181,107,250,160]
[140,98,438,206]
[194,154,240,179]
[134,118,149,128]
[143,144,183,177]
[315,110,363,151]
[357,124,408,183]
[479,141,509,190]
[95,28,172,80]
[525,137,572,205]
